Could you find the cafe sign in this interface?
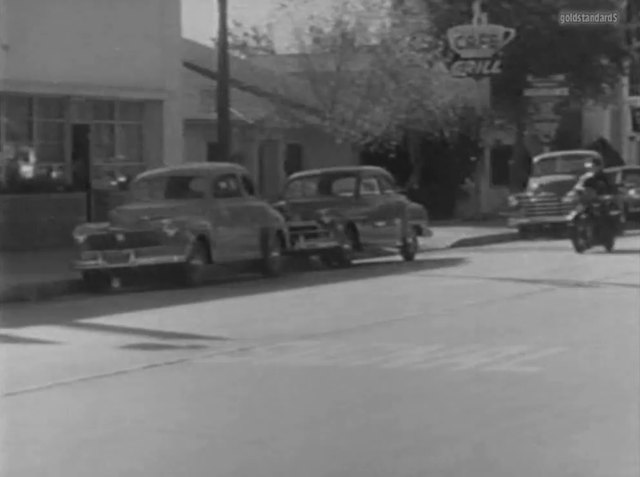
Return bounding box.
[446,0,516,78]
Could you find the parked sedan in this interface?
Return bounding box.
[272,166,432,267]
[72,163,289,291]
[605,165,640,223]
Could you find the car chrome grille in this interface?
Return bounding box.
[85,231,162,251]
[520,196,573,217]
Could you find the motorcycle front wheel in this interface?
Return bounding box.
[569,222,589,254]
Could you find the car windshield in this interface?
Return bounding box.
[622,170,640,186]
[130,175,208,201]
[284,173,358,199]
[531,154,596,177]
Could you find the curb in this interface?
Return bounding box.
[448,232,520,249]
[1,232,521,305]
[0,278,83,305]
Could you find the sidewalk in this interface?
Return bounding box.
[0,222,517,304]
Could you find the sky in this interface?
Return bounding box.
[181,0,321,51]
[181,0,388,52]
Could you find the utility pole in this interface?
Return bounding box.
[216,0,231,162]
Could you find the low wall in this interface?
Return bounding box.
[0,193,87,251]
[0,191,130,251]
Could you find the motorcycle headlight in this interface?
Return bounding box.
[315,211,333,226]
[160,219,180,237]
[73,231,87,244]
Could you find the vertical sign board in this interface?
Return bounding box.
[632,106,640,133]
[524,75,570,145]
[445,0,517,79]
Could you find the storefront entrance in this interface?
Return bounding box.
[71,124,92,220]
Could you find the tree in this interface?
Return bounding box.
[229,0,478,148]
[422,0,629,189]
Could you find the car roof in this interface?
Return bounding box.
[604,165,640,173]
[533,150,601,162]
[135,162,247,180]
[287,166,391,181]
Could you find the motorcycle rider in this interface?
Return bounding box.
[573,156,616,231]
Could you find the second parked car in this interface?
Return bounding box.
[272,166,431,266]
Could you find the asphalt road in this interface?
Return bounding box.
[2,236,639,477]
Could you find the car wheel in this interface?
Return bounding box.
[181,240,210,287]
[261,231,285,277]
[400,226,418,262]
[82,271,111,293]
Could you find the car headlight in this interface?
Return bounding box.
[562,191,578,203]
[73,232,87,244]
[629,189,639,198]
[508,195,519,208]
[160,219,180,237]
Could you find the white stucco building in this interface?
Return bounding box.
[0,0,182,250]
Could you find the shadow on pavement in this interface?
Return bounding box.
[1,256,467,328]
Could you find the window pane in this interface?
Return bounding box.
[5,96,32,120]
[213,175,242,198]
[36,121,65,143]
[36,142,65,163]
[241,176,256,196]
[70,99,92,122]
[36,97,66,120]
[116,124,143,162]
[117,102,144,122]
[92,123,115,162]
[5,118,32,144]
[92,100,115,121]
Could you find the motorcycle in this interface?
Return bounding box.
[567,194,620,253]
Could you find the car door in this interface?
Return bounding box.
[356,173,402,247]
[210,173,254,262]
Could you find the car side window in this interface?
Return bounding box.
[240,175,256,196]
[359,176,381,196]
[377,175,396,194]
[213,174,242,199]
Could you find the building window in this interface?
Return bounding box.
[90,100,146,189]
[0,95,147,194]
[284,143,304,176]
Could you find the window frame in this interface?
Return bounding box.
[240,174,257,197]
[212,173,243,199]
[376,174,397,194]
[358,174,383,197]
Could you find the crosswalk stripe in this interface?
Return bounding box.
[199,341,566,374]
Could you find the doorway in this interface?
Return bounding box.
[71,124,92,220]
[257,139,280,199]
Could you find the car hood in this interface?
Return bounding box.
[526,174,578,196]
[274,197,346,221]
[108,200,198,227]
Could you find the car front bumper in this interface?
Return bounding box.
[73,247,189,271]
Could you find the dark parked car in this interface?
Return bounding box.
[72,163,289,291]
[507,150,602,237]
[272,166,432,267]
[605,165,640,223]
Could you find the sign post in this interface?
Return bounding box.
[523,75,570,152]
[445,0,517,217]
